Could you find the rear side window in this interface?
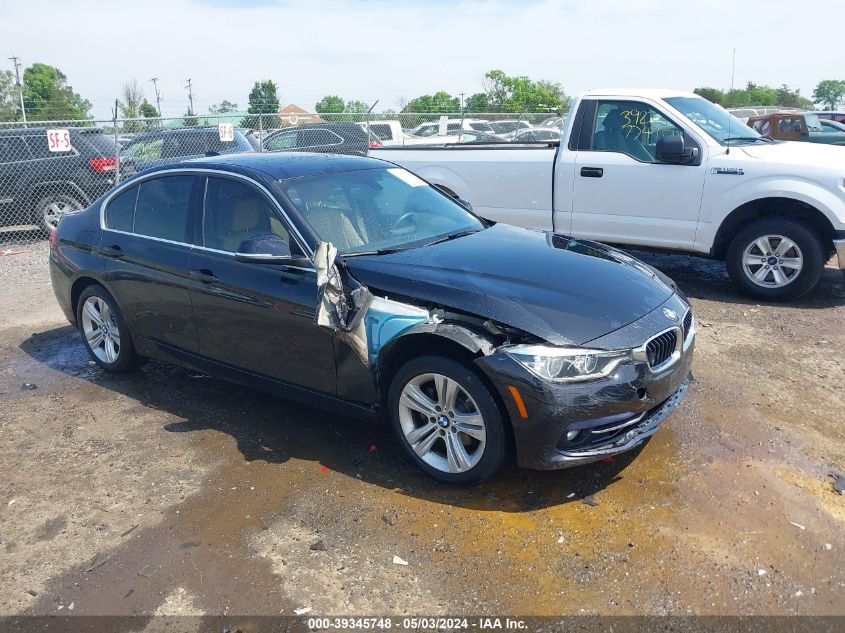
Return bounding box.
[265,131,298,151]
[0,136,30,163]
[25,135,68,159]
[300,129,343,147]
[133,176,194,242]
[105,186,139,232]
[77,132,116,156]
[370,124,393,140]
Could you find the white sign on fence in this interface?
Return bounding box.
[47,129,72,152]
[218,123,234,142]
[438,115,448,136]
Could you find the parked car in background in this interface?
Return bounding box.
[409,119,494,137]
[747,112,845,145]
[264,123,378,155]
[539,116,567,129]
[511,128,562,142]
[488,120,533,137]
[356,120,404,146]
[373,88,845,300]
[810,111,845,124]
[121,127,258,171]
[49,152,694,483]
[820,119,845,133]
[0,127,130,231]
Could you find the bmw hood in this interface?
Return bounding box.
[343,224,677,346]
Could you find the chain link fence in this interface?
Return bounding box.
[0,109,567,249]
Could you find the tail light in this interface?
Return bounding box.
[49,228,58,250]
[89,157,117,173]
[368,141,382,149]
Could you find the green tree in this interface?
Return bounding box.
[22,63,91,120]
[0,70,21,121]
[119,80,144,132]
[139,99,159,118]
[401,91,460,113]
[345,100,370,113]
[693,87,726,105]
[812,79,845,109]
[315,95,345,113]
[242,79,280,128]
[479,69,569,113]
[182,109,198,127]
[209,100,238,114]
[775,85,812,109]
[464,92,490,113]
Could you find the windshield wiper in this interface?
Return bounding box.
[422,229,480,247]
[723,136,773,143]
[341,245,414,258]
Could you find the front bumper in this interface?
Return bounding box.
[476,294,694,470]
[834,238,845,270]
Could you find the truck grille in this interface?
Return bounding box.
[682,309,693,340]
[646,329,677,368]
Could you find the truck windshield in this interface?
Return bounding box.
[664,96,761,145]
[280,167,484,255]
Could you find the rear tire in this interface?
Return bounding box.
[34,192,85,232]
[76,285,144,373]
[726,218,825,300]
[388,355,506,484]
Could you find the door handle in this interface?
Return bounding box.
[189,268,219,283]
[580,167,604,178]
[102,244,124,258]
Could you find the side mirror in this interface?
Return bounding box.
[656,135,696,164]
[235,234,292,264]
[456,197,473,211]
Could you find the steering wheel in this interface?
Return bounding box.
[392,212,415,230]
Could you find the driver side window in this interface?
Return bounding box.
[203,177,289,253]
[590,100,684,163]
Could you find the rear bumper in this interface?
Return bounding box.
[834,238,845,270]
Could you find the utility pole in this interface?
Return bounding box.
[8,55,26,126]
[459,92,465,111]
[184,78,194,116]
[149,77,162,116]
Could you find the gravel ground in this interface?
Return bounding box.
[0,242,843,622]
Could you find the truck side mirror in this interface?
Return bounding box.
[655,135,691,164]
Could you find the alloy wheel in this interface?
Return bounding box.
[742,234,803,288]
[397,372,487,474]
[80,296,121,364]
[41,196,82,231]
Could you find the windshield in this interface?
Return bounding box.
[280,167,485,255]
[664,96,761,145]
[804,114,824,133]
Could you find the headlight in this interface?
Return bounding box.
[505,345,630,382]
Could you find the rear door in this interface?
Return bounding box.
[187,174,336,393]
[101,173,200,352]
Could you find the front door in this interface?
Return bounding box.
[187,175,336,394]
[570,99,706,250]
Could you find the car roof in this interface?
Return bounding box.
[581,88,700,99]
[149,152,388,180]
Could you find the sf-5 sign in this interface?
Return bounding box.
[47,130,72,152]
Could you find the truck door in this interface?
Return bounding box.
[569,98,706,250]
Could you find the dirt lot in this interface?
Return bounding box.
[1,243,844,622]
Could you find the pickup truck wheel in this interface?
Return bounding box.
[388,355,506,484]
[726,219,825,300]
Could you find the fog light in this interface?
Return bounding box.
[566,430,579,441]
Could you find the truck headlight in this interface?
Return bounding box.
[505,345,630,382]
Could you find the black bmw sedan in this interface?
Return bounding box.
[49,152,694,484]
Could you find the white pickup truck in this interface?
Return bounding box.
[371,89,845,300]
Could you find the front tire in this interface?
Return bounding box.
[726,219,825,300]
[387,355,506,484]
[76,285,143,372]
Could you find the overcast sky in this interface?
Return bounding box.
[1,0,841,120]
